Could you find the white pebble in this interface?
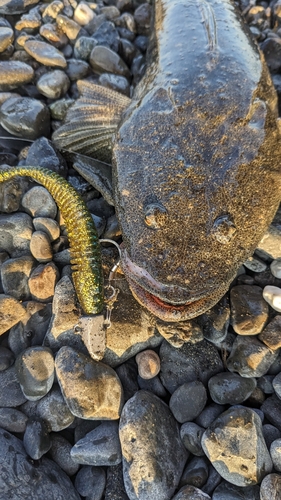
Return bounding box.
[270,258,281,279]
[263,285,281,312]
[73,2,95,25]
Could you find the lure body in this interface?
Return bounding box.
[0,167,103,315]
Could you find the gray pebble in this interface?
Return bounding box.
[0,428,81,499]
[261,395,281,432]
[23,417,51,459]
[90,45,131,78]
[22,186,57,218]
[65,58,89,80]
[49,97,74,120]
[28,262,59,302]
[1,255,35,300]
[260,37,281,73]
[0,96,50,139]
[0,365,27,407]
[260,473,281,500]
[0,407,28,432]
[137,374,167,398]
[119,390,188,500]
[42,0,64,23]
[230,285,269,335]
[71,421,122,466]
[25,136,68,176]
[0,345,14,370]
[15,346,54,401]
[119,37,137,66]
[159,339,223,393]
[171,485,211,500]
[49,434,80,476]
[100,5,120,20]
[0,174,27,213]
[208,372,256,405]
[134,3,151,35]
[24,39,67,67]
[15,6,41,32]
[36,69,70,99]
[257,375,275,394]
[33,217,60,242]
[180,422,205,456]
[263,424,281,449]
[270,438,281,471]
[180,456,209,489]
[74,418,101,443]
[92,20,120,52]
[169,380,207,423]
[201,465,221,496]
[226,335,278,377]
[0,27,14,53]
[0,61,34,91]
[115,360,139,402]
[259,315,281,350]
[73,35,98,60]
[99,72,130,95]
[75,465,106,500]
[197,297,230,345]
[39,22,68,47]
[212,481,260,499]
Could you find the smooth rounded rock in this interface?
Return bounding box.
[0,61,34,91]
[36,69,70,99]
[180,456,209,489]
[55,346,124,419]
[212,481,260,500]
[202,407,272,487]
[0,96,50,139]
[263,285,281,312]
[259,315,281,350]
[24,39,67,67]
[135,349,160,379]
[0,346,14,370]
[270,258,281,278]
[180,422,205,456]
[226,335,278,377]
[0,212,33,257]
[49,434,80,476]
[261,395,281,432]
[270,438,281,471]
[171,485,211,500]
[0,365,27,407]
[119,390,188,500]
[169,381,207,423]
[22,186,57,218]
[28,262,60,302]
[0,27,14,53]
[15,346,55,401]
[208,372,256,405]
[25,136,68,176]
[23,417,51,459]
[0,407,28,433]
[90,45,130,77]
[230,285,269,335]
[74,2,95,25]
[71,421,122,466]
[260,473,281,500]
[75,465,106,500]
[30,230,53,263]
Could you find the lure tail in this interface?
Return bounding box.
[0,166,104,315]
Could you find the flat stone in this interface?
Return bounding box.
[226,335,278,377]
[0,96,50,139]
[119,390,188,500]
[15,346,54,401]
[230,285,269,335]
[202,407,272,487]
[0,294,26,336]
[0,212,33,257]
[24,39,67,67]
[0,27,14,53]
[71,421,122,465]
[55,346,124,419]
[0,428,81,499]
[0,407,28,433]
[0,61,34,91]
[30,230,53,263]
[36,69,70,99]
[25,136,68,176]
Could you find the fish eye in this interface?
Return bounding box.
[144,202,168,229]
[212,214,236,243]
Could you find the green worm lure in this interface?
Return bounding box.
[0,166,104,314]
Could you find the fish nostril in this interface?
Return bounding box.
[212,214,236,244]
[144,202,168,229]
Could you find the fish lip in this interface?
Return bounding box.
[120,248,223,319]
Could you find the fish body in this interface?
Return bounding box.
[112,0,281,321]
[0,167,104,315]
[54,0,281,322]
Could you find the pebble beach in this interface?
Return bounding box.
[1,0,281,499]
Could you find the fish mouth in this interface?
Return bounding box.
[120,249,226,322]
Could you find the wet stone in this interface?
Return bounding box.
[212,481,260,500]
[171,485,211,500]
[258,315,281,350]
[71,421,122,466]
[159,339,223,394]
[0,428,81,499]
[180,422,205,456]
[226,335,278,377]
[55,346,124,419]
[22,186,57,219]
[230,285,269,335]
[197,297,230,345]
[270,438,281,471]
[119,390,188,500]
[24,39,67,67]
[0,96,50,139]
[0,174,27,213]
[21,384,75,431]
[99,72,130,95]
[1,255,35,301]
[169,380,207,423]
[0,294,26,336]
[39,23,68,47]
[0,407,28,433]
[260,473,281,500]
[15,346,55,401]
[90,45,131,77]
[49,434,79,476]
[23,417,51,459]
[49,97,74,120]
[0,365,27,407]
[0,346,14,370]
[0,61,34,91]
[36,69,70,99]
[202,407,272,487]
[208,372,256,405]
[180,456,209,489]
[75,465,106,500]
[244,256,267,273]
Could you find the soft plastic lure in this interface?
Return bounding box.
[0,166,104,314]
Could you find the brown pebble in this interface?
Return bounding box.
[135,349,160,379]
[28,262,60,302]
[30,230,53,263]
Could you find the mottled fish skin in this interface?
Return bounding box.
[0,167,104,315]
[112,0,281,321]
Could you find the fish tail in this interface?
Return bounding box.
[0,166,104,315]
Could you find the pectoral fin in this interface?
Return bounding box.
[52,80,131,163]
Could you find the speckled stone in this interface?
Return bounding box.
[0,27,14,53]
[226,335,279,377]
[71,421,122,466]
[208,372,257,405]
[135,349,160,379]
[0,174,28,214]
[0,212,33,257]
[256,226,281,261]
[0,294,26,336]
[0,61,34,91]
[0,365,27,407]
[120,390,188,500]
[55,346,124,419]
[0,407,28,433]
[260,473,281,500]
[202,407,272,487]
[230,285,269,335]
[15,346,55,401]
[24,39,67,67]
[156,318,203,347]
[28,262,59,302]
[49,434,80,476]
[1,255,35,301]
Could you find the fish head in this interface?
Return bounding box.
[112,86,281,322]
